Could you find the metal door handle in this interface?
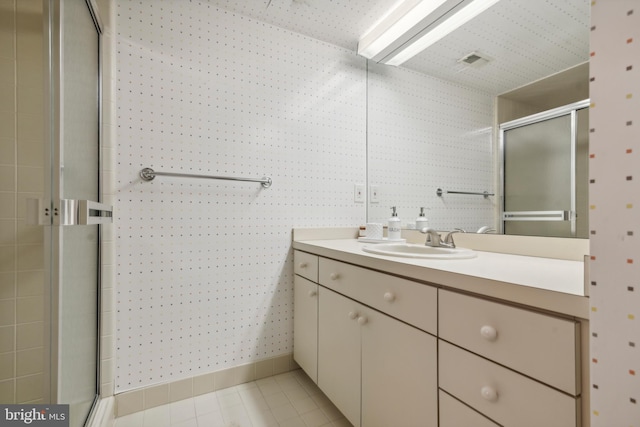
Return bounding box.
[58,199,113,225]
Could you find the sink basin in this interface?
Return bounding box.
[362,243,477,259]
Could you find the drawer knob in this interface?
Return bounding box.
[480,325,498,341]
[480,386,498,402]
[329,272,339,281]
[298,262,308,269]
[308,290,317,297]
[383,292,396,302]
[357,315,368,325]
[348,311,359,320]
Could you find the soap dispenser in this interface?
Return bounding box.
[388,206,402,241]
[415,207,429,231]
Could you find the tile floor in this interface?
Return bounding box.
[113,370,352,427]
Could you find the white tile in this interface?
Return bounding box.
[221,404,251,425]
[270,403,298,423]
[290,396,317,415]
[196,410,225,427]
[217,391,242,409]
[239,388,269,412]
[264,391,289,409]
[142,405,170,427]
[168,398,196,424]
[277,416,307,427]
[171,418,198,427]
[283,385,309,403]
[113,412,144,427]
[300,408,330,427]
[247,408,278,427]
[330,418,353,427]
[193,392,220,416]
[318,402,343,422]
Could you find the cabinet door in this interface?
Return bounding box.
[361,308,438,427]
[293,275,318,383]
[318,288,362,427]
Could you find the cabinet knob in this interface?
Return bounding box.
[480,325,498,341]
[357,315,368,325]
[308,290,317,297]
[298,262,308,269]
[383,292,396,302]
[480,386,498,402]
[329,272,339,281]
[348,311,358,320]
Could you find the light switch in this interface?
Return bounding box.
[370,185,380,203]
[354,184,365,203]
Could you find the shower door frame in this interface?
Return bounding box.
[498,99,590,237]
[43,0,104,419]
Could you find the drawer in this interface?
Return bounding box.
[439,289,580,395]
[439,341,580,427]
[318,258,437,334]
[294,250,318,282]
[439,390,500,427]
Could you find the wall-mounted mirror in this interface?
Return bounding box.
[366,0,590,237]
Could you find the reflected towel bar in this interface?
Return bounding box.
[436,188,493,198]
[140,168,272,188]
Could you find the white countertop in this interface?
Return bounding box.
[293,238,589,319]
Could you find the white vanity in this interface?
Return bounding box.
[292,228,589,427]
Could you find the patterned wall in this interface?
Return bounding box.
[114,0,368,392]
[589,1,640,425]
[367,62,495,231]
[114,0,497,393]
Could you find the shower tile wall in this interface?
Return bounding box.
[114,0,367,392]
[0,0,46,404]
[367,63,495,230]
[589,1,640,425]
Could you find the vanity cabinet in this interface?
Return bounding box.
[293,250,438,427]
[293,248,585,427]
[439,289,581,427]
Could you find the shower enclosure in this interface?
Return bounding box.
[0,1,106,426]
[499,100,589,238]
[44,1,106,425]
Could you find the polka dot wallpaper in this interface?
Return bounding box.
[589,1,640,425]
[114,0,497,392]
[114,0,368,391]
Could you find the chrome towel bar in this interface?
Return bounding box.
[436,188,494,198]
[140,168,272,188]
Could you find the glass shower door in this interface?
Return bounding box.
[500,101,589,238]
[45,1,105,425]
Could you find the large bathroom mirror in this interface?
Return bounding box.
[366,0,590,237]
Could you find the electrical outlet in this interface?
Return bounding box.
[370,185,380,203]
[354,184,365,203]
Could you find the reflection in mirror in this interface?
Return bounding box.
[366,0,590,237]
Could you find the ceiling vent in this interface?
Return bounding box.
[457,51,491,69]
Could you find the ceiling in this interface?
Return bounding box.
[209,0,591,95]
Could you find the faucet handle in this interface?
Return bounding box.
[442,230,462,248]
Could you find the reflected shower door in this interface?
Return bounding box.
[46,1,102,426]
[501,102,589,238]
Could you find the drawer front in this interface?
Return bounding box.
[319,257,437,334]
[294,250,319,282]
[439,289,580,395]
[439,391,500,427]
[439,341,580,427]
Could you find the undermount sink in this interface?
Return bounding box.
[362,243,477,259]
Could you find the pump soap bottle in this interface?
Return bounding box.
[388,206,402,241]
[416,207,428,231]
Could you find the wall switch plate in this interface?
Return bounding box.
[354,184,365,203]
[370,185,380,203]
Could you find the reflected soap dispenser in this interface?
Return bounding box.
[416,207,429,231]
[388,206,402,241]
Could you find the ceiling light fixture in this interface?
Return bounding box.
[358,0,501,66]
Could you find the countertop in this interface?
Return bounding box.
[293,238,589,319]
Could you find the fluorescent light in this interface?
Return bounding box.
[358,0,501,66]
[358,0,449,59]
[385,0,501,66]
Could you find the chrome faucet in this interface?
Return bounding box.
[420,227,460,248]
